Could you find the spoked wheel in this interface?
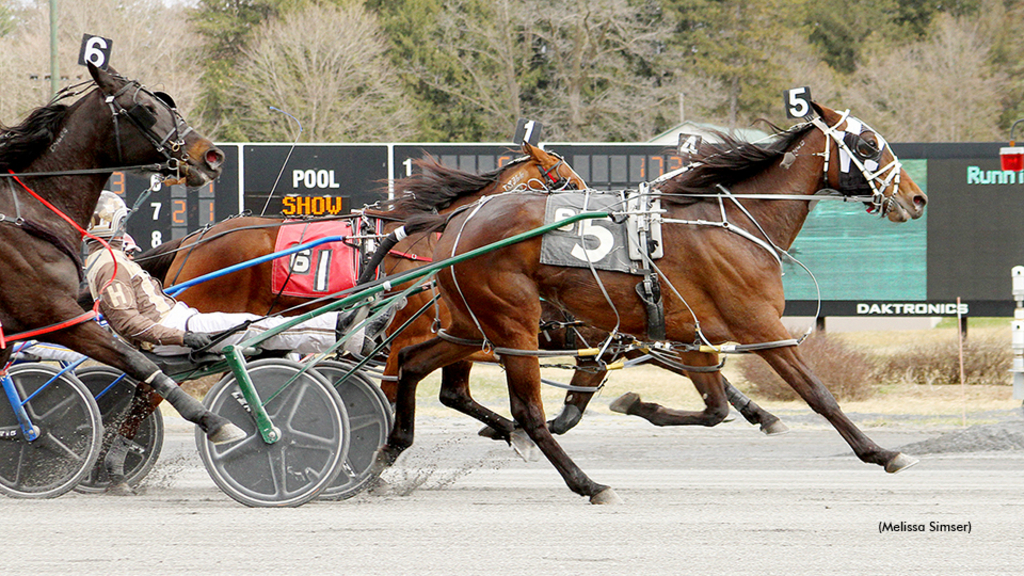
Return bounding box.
[313,360,393,500]
[73,366,164,493]
[0,364,103,499]
[196,358,349,507]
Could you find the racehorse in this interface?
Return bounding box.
[126,144,590,440]
[375,102,928,503]
[135,145,784,442]
[0,64,243,453]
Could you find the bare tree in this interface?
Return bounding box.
[843,10,1008,142]
[0,0,202,124]
[411,0,677,142]
[529,0,677,141]
[231,2,415,143]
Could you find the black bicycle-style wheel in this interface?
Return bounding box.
[73,366,164,493]
[0,364,103,499]
[196,358,349,507]
[313,360,393,500]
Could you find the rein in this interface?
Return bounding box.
[137,214,363,264]
[0,161,177,180]
[0,172,117,348]
[0,76,194,348]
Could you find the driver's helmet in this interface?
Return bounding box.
[88,191,128,239]
[122,233,141,255]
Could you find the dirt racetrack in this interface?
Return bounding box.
[2,406,1022,576]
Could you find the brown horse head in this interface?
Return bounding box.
[812,103,927,223]
[88,63,224,188]
[389,142,586,218]
[518,142,586,192]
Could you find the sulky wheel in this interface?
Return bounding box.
[72,366,164,494]
[313,360,393,500]
[0,364,103,499]
[196,358,349,507]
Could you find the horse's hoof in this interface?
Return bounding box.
[372,445,401,472]
[590,487,622,505]
[477,425,507,441]
[366,477,391,496]
[548,404,583,435]
[885,452,919,473]
[608,392,640,414]
[760,419,790,436]
[105,481,136,496]
[510,429,542,462]
[207,422,247,445]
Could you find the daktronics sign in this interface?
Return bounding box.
[855,302,970,316]
[118,141,1023,318]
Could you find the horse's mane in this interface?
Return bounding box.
[135,236,185,281]
[386,154,528,217]
[0,102,71,172]
[657,122,816,200]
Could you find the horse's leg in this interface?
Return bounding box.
[438,360,518,439]
[380,350,399,404]
[503,354,620,504]
[757,345,916,472]
[378,302,440,404]
[547,366,605,435]
[375,336,475,467]
[47,319,244,445]
[722,378,789,435]
[610,376,789,435]
[477,361,603,438]
[605,347,788,434]
[84,382,160,493]
[609,351,730,426]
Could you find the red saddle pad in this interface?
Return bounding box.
[271,220,358,297]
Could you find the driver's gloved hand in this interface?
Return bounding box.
[182,331,214,350]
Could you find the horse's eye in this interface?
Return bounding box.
[857,137,879,158]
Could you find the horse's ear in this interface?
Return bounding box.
[88,62,119,94]
[809,101,832,122]
[521,141,540,158]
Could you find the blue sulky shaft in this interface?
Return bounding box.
[164,236,347,297]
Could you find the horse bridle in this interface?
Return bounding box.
[539,153,581,191]
[103,78,194,176]
[810,111,902,216]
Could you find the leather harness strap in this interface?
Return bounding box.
[0,311,97,350]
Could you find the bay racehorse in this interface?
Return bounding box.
[0,64,244,455]
[375,102,928,503]
[135,145,784,444]
[126,144,590,442]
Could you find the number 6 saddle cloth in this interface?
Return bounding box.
[271,220,360,297]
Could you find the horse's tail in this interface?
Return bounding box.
[356,213,449,285]
[134,236,185,282]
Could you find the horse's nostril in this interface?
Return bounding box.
[914,195,927,208]
[205,147,224,167]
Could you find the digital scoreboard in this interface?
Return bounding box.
[241,144,389,216]
[543,143,687,189]
[392,144,528,179]
[109,140,1022,318]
